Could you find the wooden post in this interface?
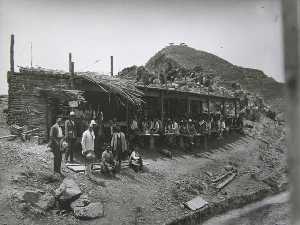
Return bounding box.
[207,98,210,115]
[187,98,191,116]
[200,101,203,113]
[126,100,129,133]
[110,56,113,77]
[234,101,237,117]
[71,62,75,74]
[160,91,164,123]
[10,34,14,73]
[70,62,75,88]
[68,53,72,73]
[222,101,226,116]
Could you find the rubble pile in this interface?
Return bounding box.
[12,177,104,220]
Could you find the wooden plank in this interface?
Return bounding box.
[216,172,237,190]
[0,135,17,140]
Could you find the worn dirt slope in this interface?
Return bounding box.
[145,45,286,111]
[0,117,287,225]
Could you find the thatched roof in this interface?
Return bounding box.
[37,88,85,102]
[76,72,144,106]
[17,67,144,106]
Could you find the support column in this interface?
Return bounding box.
[234,101,237,117]
[222,101,226,116]
[160,92,164,123]
[207,98,210,115]
[187,98,191,116]
[199,101,203,114]
[126,100,129,133]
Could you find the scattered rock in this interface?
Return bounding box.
[70,194,90,210]
[73,202,104,220]
[14,190,42,203]
[55,177,82,201]
[35,192,56,211]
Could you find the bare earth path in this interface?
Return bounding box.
[0,118,287,225]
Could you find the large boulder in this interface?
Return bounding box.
[35,192,56,211]
[73,202,104,220]
[70,194,90,210]
[55,177,82,201]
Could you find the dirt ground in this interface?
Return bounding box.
[0,96,288,225]
[203,192,290,225]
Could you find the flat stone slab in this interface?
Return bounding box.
[73,202,104,220]
[184,196,208,211]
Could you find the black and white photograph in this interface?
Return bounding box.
[0,0,297,224]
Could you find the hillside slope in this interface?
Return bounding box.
[144,45,285,111]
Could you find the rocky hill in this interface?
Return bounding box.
[120,45,286,112]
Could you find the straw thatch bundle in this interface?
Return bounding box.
[76,72,144,106]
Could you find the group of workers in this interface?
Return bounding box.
[48,110,243,175]
[129,112,244,148]
[48,112,142,176]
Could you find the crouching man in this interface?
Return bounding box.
[129,147,143,172]
[101,146,116,177]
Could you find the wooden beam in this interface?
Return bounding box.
[10,34,14,73]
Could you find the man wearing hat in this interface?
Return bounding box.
[65,111,77,162]
[48,117,64,174]
[81,120,97,173]
[81,120,96,156]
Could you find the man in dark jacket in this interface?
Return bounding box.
[65,111,77,162]
[48,117,64,174]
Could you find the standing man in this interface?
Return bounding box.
[81,120,96,156]
[81,120,96,173]
[111,126,127,167]
[48,117,64,174]
[65,111,77,163]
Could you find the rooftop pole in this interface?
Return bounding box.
[30,42,33,68]
[110,56,114,77]
[10,34,14,73]
[69,53,72,73]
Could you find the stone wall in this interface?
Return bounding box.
[7,72,71,138]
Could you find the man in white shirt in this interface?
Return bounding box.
[81,120,97,173]
[81,120,96,156]
[129,147,143,172]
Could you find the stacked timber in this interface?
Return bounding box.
[7,70,71,139]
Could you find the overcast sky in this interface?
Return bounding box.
[0,0,284,94]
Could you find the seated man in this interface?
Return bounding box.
[129,147,143,172]
[101,146,116,176]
